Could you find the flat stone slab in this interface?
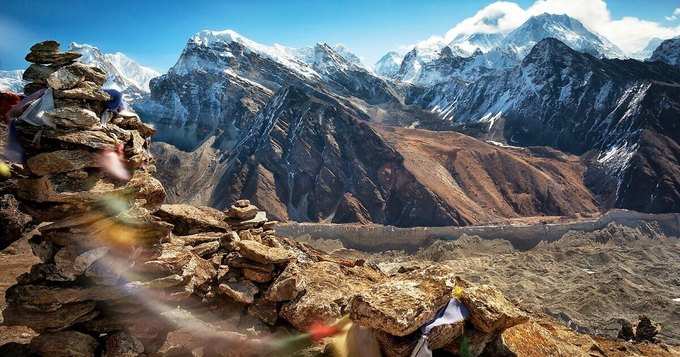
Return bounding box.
[350,278,452,336]
[219,280,259,305]
[237,239,292,264]
[155,204,228,235]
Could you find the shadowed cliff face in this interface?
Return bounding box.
[152,85,600,227]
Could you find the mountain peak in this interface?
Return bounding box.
[504,13,624,59]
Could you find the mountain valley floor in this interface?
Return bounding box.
[295,223,680,346]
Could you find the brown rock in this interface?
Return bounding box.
[375,321,464,357]
[46,106,101,129]
[181,254,217,294]
[443,328,495,357]
[219,280,259,305]
[53,81,111,101]
[237,239,291,264]
[30,40,60,53]
[220,231,240,251]
[235,199,251,208]
[350,278,452,336]
[228,211,268,230]
[265,262,305,302]
[3,301,98,331]
[30,330,98,357]
[225,254,273,272]
[102,331,144,357]
[618,319,635,341]
[459,284,528,334]
[280,262,385,330]
[23,82,46,96]
[226,204,258,220]
[635,315,660,341]
[111,113,156,138]
[5,283,125,309]
[26,149,98,176]
[190,240,220,258]
[26,50,81,66]
[155,204,228,235]
[175,231,223,246]
[487,321,601,357]
[243,268,273,283]
[0,194,32,250]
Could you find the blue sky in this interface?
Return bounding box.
[1,0,679,71]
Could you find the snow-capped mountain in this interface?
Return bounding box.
[501,13,625,60]
[0,70,25,93]
[373,51,402,78]
[448,32,504,56]
[383,13,627,87]
[415,38,680,212]
[632,37,665,60]
[332,44,365,68]
[138,29,408,151]
[69,43,160,101]
[649,37,680,67]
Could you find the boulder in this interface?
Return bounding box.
[26,149,98,176]
[154,204,228,235]
[350,278,452,336]
[30,330,98,357]
[237,239,291,264]
[190,240,220,258]
[635,316,660,341]
[459,284,528,334]
[486,321,602,357]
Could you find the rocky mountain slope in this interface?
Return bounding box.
[137,21,680,224]
[137,29,428,152]
[649,36,680,67]
[415,38,680,213]
[152,85,600,227]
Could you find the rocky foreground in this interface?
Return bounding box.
[1,41,679,356]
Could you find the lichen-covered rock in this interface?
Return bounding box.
[30,330,98,357]
[350,278,451,336]
[53,81,111,101]
[155,204,228,235]
[459,284,529,334]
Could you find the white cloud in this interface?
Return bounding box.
[414,0,680,56]
[666,8,680,21]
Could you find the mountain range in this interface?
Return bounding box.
[2,12,679,226]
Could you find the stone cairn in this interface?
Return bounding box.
[3,41,535,357]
